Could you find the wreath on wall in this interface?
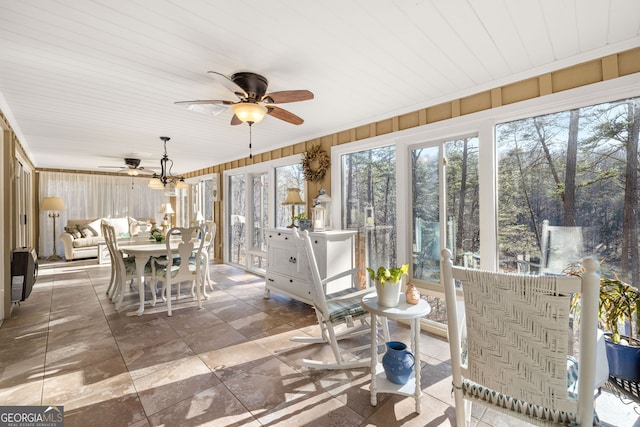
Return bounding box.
[301,144,330,182]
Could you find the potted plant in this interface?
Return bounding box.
[598,275,640,381]
[294,212,312,231]
[150,228,165,242]
[367,264,409,307]
[570,267,640,382]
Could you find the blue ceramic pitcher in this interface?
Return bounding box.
[382,341,415,385]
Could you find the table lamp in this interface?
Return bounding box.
[282,188,304,228]
[41,197,65,261]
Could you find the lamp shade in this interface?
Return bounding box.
[194,211,205,222]
[160,203,175,214]
[232,102,268,123]
[282,188,304,205]
[176,179,188,190]
[41,197,65,211]
[148,177,163,189]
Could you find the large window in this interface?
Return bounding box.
[225,156,302,272]
[497,97,640,284]
[228,174,246,266]
[411,137,480,283]
[275,164,305,227]
[341,145,397,270]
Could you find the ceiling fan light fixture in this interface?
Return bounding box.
[232,103,267,123]
[127,168,140,176]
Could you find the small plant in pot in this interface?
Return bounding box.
[367,264,409,307]
[570,266,640,382]
[598,274,639,381]
[294,212,311,231]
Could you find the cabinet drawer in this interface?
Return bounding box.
[265,272,313,304]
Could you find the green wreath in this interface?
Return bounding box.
[301,145,330,182]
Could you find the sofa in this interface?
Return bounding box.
[60,217,151,261]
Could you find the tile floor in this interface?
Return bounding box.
[1,260,638,426]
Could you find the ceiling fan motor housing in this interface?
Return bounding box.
[124,158,141,168]
[232,72,268,101]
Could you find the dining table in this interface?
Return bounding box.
[119,237,204,315]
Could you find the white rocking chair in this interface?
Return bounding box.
[441,248,607,426]
[290,229,389,369]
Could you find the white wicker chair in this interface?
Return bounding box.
[441,248,606,426]
[290,229,389,369]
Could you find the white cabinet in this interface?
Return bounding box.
[264,228,357,305]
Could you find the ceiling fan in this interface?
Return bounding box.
[175,71,314,125]
[99,158,154,176]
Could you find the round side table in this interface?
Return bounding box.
[361,293,431,414]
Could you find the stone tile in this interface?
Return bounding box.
[133,355,219,416]
[180,321,248,355]
[45,336,121,372]
[365,392,456,426]
[164,305,223,337]
[0,377,43,406]
[42,355,137,412]
[257,387,365,426]
[199,341,274,382]
[223,355,315,414]
[113,318,179,354]
[61,393,146,427]
[147,383,260,427]
[121,336,195,380]
[205,298,262,323]
[227,311,288,338]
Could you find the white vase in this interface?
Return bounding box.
[375,279,401,307]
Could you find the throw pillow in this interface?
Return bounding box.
[78,225,96,238]
[87,218,102,237]
[64,225,82,239]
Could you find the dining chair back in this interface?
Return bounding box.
[156,226,205,316]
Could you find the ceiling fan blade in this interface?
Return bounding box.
[266,106,304,125]
[262,90,314,104]
[207,71,248,98]
[230,114,242,126]
[174,99,233,105]
[174,100,231,116]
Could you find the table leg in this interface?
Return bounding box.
[134,255,150,316]
[370,312,378,407]
[413,318,422,414]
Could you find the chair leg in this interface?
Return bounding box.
[167,279,172,316]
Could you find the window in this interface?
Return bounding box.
[497,96,640,284]
[341,145,397,269]
[275,164,305,227]
[228,174,246,266]
[225,155,302,272]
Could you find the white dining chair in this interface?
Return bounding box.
[154,226,205,316]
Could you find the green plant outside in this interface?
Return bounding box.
[367,264,409,286]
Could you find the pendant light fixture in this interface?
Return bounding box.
[148,136,188,190]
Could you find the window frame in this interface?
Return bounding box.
[223,154,304,272]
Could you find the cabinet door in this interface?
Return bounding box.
[267,241,294,276]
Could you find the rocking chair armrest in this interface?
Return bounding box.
[320,268,359,287]
[325,287,375,303]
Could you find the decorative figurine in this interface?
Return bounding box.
[406,283,420,305]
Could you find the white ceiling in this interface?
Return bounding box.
[1,0,639,175]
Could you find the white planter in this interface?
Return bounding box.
[375,279,401,307]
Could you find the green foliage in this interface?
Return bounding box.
[294,212,308,220]
[367,264,409,286]
[568,265,639,345]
